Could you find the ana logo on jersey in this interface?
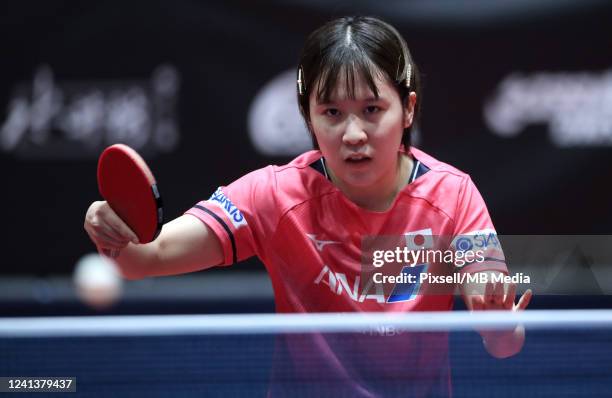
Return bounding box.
[207,187,248,228]
[315,265,386,303]
[314,264,428,304]
[306,234,341,252]
[313,228,433,304]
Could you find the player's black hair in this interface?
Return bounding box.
[297,16,422,149]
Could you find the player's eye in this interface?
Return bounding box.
[324,108,340,117]
[364,105,380,114]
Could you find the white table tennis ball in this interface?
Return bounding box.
[73,253,123,310]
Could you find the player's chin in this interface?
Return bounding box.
[341,170,378,188]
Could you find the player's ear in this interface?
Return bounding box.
[403,92,417,129]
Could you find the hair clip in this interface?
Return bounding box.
[297,67,305,96]
[405,62,412,89]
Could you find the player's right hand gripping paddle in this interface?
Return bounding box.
[97,144,163,255]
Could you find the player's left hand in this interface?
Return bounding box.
[469,281,532,312]
[468,282,532,358]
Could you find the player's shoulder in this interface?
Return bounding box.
[269,150,329,182]
[406,147,475,216]
[410,147,469,182]
[271,150,335,196]
[235,150,334,206]
[241,151,324,176]
[273,150,326,172]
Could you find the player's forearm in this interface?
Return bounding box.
[479,325,525,359]
[113,241,217,279]
[112,216,224,279]
[113,242,161,280]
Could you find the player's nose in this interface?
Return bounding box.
[342,116,367,146]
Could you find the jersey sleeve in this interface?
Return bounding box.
[184,166,279,266]
[451,176,508,275]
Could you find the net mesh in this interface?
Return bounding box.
[1,311,611,397]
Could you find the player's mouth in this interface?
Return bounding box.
[345,154,372,164]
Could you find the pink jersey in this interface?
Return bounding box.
[186,148,508,397]
[186,147,507,313]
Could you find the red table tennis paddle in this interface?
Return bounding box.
[97,144,163,245]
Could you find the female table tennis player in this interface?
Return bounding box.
[85,16,531,396]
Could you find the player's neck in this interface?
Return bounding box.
[332,153,412,212]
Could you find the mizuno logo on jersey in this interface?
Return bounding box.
[207,187,247,228]
[314,265,425,304]
[306,234,341,252]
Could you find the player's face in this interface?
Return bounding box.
[309,72,415,190]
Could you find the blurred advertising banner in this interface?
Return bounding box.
[1,1,611,274]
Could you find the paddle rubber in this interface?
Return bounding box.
[97,144,163,244]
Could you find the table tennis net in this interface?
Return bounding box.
[1,311,611,397]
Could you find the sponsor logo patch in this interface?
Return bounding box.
[452,229,500,251]
[207,187,248,228]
